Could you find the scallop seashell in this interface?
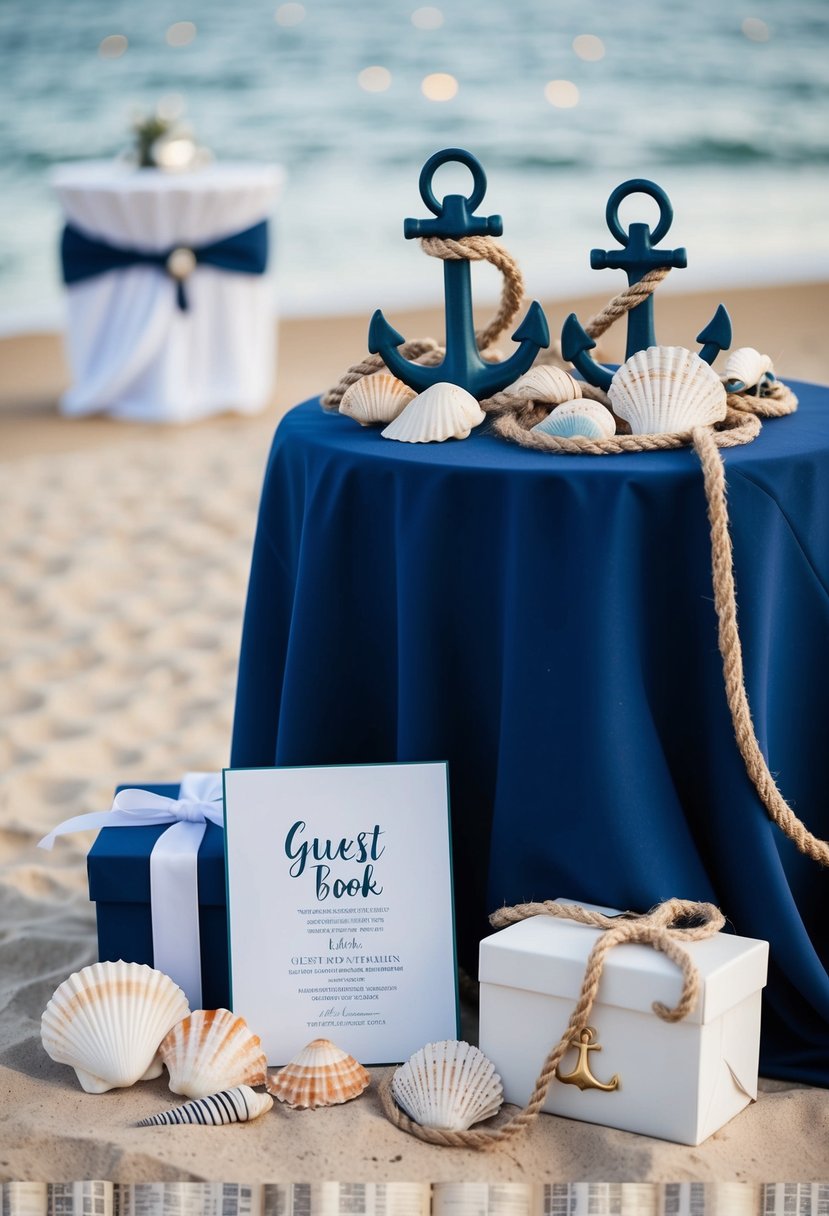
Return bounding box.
[381,382,485,443]
[159,1009,267,1099]
[137,1085,273,1126]
[391,1040,503,1132]
[608,346,727,435]
[723,347,775,394]
[41,960,190,1094]
[532,401,616,440]
[507,365,583,404]
[265,1038,370,1109]
[339,373,417,426]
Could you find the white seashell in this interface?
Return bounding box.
[381,382,485,443]
[507,365,583,404]
[41,960,189,1094]
[159,1009,267,1099]
[723,347,775,394]
[265,1038,370,1109]
[137,1085,273,1126]
[532,401,616,440]
[608,346,727,435]
[391,1040,503,1132]
[339,374,417,426]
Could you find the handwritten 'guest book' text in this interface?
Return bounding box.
[223,763,459,1064]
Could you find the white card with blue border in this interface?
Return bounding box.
[223,761,459,1064]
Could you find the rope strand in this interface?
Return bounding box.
[583,267,670,340]
[693,423,829,865]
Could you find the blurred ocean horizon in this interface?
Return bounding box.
[1,0,828,331]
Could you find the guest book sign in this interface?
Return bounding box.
[223,762,458,1064]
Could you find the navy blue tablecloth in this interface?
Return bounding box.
[231,383,829,1085]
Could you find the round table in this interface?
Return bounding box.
[231,382,829,1085]
[52,161,284,421]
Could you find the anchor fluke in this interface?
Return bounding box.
[696,304,732,366]
[561,313,614,392]
[473,300,551,400]
[369,309,439,394]
[368,309,405,354]
[561,313,595,362]
[512,300,550,348]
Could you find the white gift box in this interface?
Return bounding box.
[478,904,769,1146]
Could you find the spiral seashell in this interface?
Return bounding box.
[381,382,485,443]
[506,365,583,404]
[723,347,775,395]
[608,346,727,435]
[532,401,616,440]
[137,1085,273,1126]
[339,374,417,426]
[391,1040,503,1132]
[265,1038,370,1109]
[41,960,190,1094]
[159,1009,267,1099]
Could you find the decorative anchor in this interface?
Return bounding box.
[555,1026,621,1093]
[368,148,550,399]
[561,178,732,392]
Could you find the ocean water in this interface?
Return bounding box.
[0,0,827,329]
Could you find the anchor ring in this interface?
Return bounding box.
[605,178,674,247]
[418,147,487,217]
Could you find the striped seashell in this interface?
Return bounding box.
[159,1009,267,1099]
[41,960,189,1094]
[381,382,485,443]
[392,1040,503,1132]
[266,1038,370,1109]
[723,347,775,395]
[609,346,727,436]
[532,401,616,440]
[137,1085,273,1126]
[507,365,582,404]
[339,373,417,426]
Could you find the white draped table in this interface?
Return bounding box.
[52,161,284,422]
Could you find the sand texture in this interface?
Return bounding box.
[1,284,828,1182]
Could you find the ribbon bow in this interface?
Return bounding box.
[60,220,269,310]
[39,772,224,1008]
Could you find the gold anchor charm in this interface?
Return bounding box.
[555,1026,620,1093]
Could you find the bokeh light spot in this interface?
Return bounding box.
[572,34,605,61]
[165,21,197,47]
[98,34,128,59]
[741,17,770,41]
[275,3,306,26]
[422,72,458,101]
[544,79,580,108]
[412,7,444,29]
[358,66,392,93]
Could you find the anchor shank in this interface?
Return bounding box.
[622,267,657,361]
[592,214,686,361]
[442,257,483,385]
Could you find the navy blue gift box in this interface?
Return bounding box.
[86,782,230,1009]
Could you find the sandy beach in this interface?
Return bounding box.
[1,281,828,1183]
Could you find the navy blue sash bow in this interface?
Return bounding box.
[60,219,269,310]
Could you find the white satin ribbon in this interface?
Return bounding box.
[38,771,224,1008]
